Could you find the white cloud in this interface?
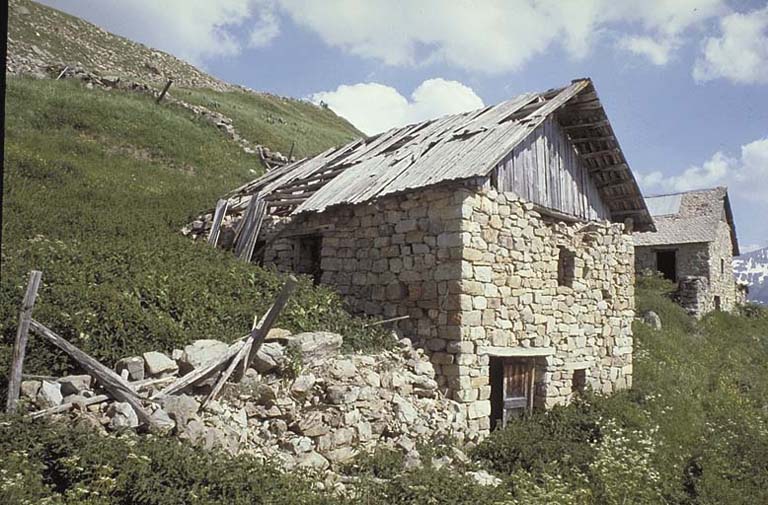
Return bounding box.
[693,6,768,84]
[41,0,730,72]
[310,78,484,135]
[39,0,277,65]
[618,35,677,65]
[249,1,280,47]
[637,137,768,200]
[276,0,725,73]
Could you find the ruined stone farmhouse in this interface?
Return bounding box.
[189,78,655,435]
[633,187,741,317]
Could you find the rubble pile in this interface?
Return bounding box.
[18,330,472,472]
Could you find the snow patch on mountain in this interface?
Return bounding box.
[733,247,768,304]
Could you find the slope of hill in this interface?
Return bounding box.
[734,247,768,304]
[0,76,387,386]
[6,0,362,160]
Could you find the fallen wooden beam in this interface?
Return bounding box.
[6,270,42,414]
[201,311,269,410]
[29,320,156,428]
[151,340,246,400]
[30,394,109,419]
[242,276,298,373]
[207,199,229,246]
[201,276,298,408]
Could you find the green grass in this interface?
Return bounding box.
[0,76,387,387]
[174,87,360,159]
[473,275,768,504]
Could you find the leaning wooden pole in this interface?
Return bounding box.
[6,270,42,414]
[156,79,173,104]
[207,199,229,246]
[29,320,156,428]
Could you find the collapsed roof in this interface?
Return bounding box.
[215,78,654,230]
[633,186,739,255]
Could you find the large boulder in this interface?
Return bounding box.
[179,340,229,372]
[251,342,285,373]
[161,394,200,429]
[37,381,63,408]
[115,356,145,381]
[143,351,178,376]
[108,402,139,429]
[58,375,92,396]
[286,332,343,363]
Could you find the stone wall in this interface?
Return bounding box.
[635,220,738,317]
[447,186,635,430]
[254,181,634,435]
[635,242,709,280]
[707,221,738,312]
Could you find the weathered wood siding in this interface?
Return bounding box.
[493,116,611,221]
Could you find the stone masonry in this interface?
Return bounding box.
[247,181,635,436]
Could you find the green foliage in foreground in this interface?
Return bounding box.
[0,417,512,505]
[1,77,388,391]
[473,275,768,504]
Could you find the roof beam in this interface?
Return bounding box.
[561,119,610,130]
[579,148,621,159]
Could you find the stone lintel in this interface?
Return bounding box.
[476,346,555,357]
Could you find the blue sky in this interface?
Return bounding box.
[41,0,768,252]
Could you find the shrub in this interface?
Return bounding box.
[0,415,346,505]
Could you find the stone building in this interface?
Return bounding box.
[633,187,740,316]
[190,78,654,435]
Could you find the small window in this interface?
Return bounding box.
[721,258,725,275]
[558,247,576,287]
[294,234,322,285]
[572,369,587,394]
[714,296,722,311]
[656,250,677,282]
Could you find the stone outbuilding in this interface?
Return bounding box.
[633,187,740,316]
[190,78,654,435]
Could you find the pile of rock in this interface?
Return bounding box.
[18,330,472,472]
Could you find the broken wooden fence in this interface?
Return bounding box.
[5,270,297,423]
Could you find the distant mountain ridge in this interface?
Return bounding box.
[733,247,768,305]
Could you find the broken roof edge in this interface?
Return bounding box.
[206,77,654,232]
[644,185,728,199]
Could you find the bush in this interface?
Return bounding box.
[0,415,345,505]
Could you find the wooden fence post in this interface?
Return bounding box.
[207,199,229,246]
[5,270,42,414]
[29,320,156,428]
[156,79,173,104]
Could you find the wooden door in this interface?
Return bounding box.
[502,359,534,426]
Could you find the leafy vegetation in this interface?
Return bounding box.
[472,275,768,504]
[0,77,387,393]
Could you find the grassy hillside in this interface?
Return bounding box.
[0,76,385,387]
[175,88,360,160]
[7,0,228,90]
[7,0,363,159]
